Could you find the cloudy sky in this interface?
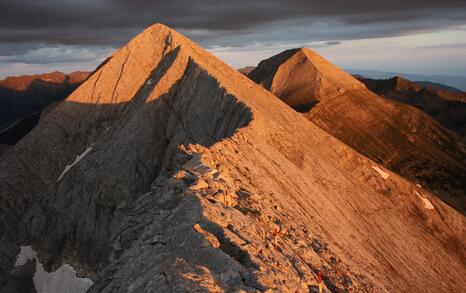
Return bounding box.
[0,0,465,78]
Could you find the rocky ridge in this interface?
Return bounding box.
[0,24,465,292]
[248,48,466,214]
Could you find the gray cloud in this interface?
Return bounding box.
[1,1,465,46]
[0,0,465,68]
[412,43,466,50]
[0,45,113,64]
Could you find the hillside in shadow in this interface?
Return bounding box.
[0,72,89,145]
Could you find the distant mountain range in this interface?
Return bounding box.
[0,71,89,146]
[356,75,466,140]
[347,69,466,92]
[415,81,463,93]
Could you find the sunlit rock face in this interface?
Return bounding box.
[0,24,465,292]
[248,48,466,214]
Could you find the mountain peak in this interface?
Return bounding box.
[66,23,188,105]
[389,76,420,91]
[248,47,365,111]
[250,47,466,215]
[136,23,182,43]
[293,47,321,56]
[147,22,171,30]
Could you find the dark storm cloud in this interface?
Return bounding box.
[0,0,465,66]
[1,0,465,46]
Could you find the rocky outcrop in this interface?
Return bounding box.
[0,71,90,145]
[1,25,465,292]
[248,48,466,215]
[359,76,466,139]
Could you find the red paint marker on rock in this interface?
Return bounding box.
[318,271,323,293]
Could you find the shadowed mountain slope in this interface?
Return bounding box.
[0,71,90,145]
[0,25,465,292]
[248,48,466,214]
[413,81,462,93]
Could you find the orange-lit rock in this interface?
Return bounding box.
[0,25,464,292]
[249,48,466,214]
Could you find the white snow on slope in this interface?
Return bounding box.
[415,191,435,210]
[15,246,93,293]
[15,246,36,266]
[371,166,389,179]
[57,147,92,182]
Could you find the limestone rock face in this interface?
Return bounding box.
[248,48,466,214]
[1,25,465,292]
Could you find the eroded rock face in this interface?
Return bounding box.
[248,48,466,215]
[1,24,465,292]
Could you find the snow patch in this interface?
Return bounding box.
[15,246,93,293]
[371,166,389,179]
[415,191,435,210]
[15,245,36,266]
[57,147,92,182]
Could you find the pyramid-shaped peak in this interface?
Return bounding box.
[125,22,191,49]
[292,47,320,56]
[139,23,180,39]
[248,47,366,109]
[66,22,237,106]
[254,47,338,68]
[65,23,186,105]
[296,47,338,63]
[278,47,353,75]
[147,22,171,30]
